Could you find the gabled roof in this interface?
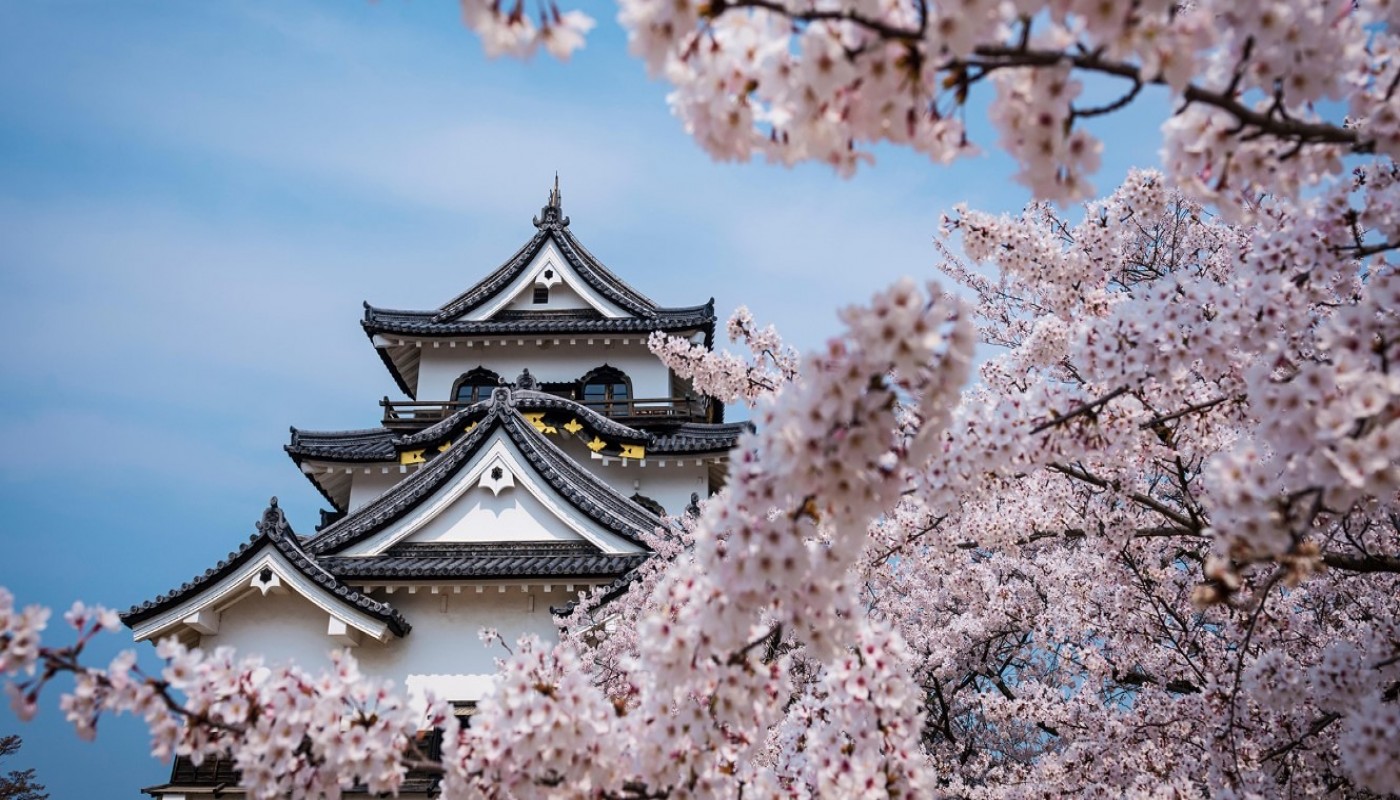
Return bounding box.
[121,498,411,638]
[305,387,663,556]
[432,181,659,320]
[286,393,747,513]
[361,183,716,397]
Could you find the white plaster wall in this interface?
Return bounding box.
[465,240,626,321]
[503,281,592,312]
[360,590,567,707]
[416,343,670,404]
[200,586,579,709]
[200,591,357,670]
[404,483,585,544]
[348,469,403,511]
[552,437,711,515]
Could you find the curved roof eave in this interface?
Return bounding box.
[120,498,410,638]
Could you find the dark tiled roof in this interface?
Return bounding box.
[501,407,662,537]
[515,391,653,441]
[362,301,716,337]
[121,498,410,637]
[431,195,659,321]
[305,407,501,555]
[391,401,491,449]
[322,541,649,580]
[286,426,396,461]
[288,400,739,468]
[393,390,647,452]
[648,421,751,453]
[360,193,715,396]
[305,388,662,556]
[286,393,727,514]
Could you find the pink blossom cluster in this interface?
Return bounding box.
[436,636,625,798]
[601,0,1392,213]
[896,170,1400,794]
[649,306,799,407]
[1,587,51,718]
[3,592,424,799]
[457,0,595,59]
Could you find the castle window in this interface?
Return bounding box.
[453,367,501,406]
[580,366,630,414]
[533,286,549,304]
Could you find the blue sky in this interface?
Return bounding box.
[0,2,1166,795]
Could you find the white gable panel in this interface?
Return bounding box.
[337,431,646,557]
[503,280,594,312]
[402,482,586,544]
[465,239,628,321]
[128,547,391,645]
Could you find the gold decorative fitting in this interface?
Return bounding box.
[586,437,607,452]
[400,449,426,465]
[563,418,584,435]
[619,444,646,459]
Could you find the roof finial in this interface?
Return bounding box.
[533,173,570,229]
[256,496,287,538]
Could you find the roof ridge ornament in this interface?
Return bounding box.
[514,368,539,392]
[255,496,288,539]
[532,173,569,230]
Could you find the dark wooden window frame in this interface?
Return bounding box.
[578,365,632,411]
[452,367,502,405]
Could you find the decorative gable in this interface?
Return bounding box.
[463,240,628,320]
[121,499,409,648]
[330,431,644,556]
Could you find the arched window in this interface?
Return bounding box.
[579,366,631,415]
[452,367,501,406]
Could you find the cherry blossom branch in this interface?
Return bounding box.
[1321,551,1400,575]
[692,1,1368,161]
[967,45,1365,150]
[1138,394,1243,430]
[1261,712,1342,763]
[1046,462,1200,532]
[1030,385,1130,434]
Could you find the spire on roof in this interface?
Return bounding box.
[533,173,570,230]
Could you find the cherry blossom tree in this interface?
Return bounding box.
[4,0,1400,797]
[589,170,1400,795]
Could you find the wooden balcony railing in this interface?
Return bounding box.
[381,394,711,430]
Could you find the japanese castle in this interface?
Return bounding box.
[121,181,744,796]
